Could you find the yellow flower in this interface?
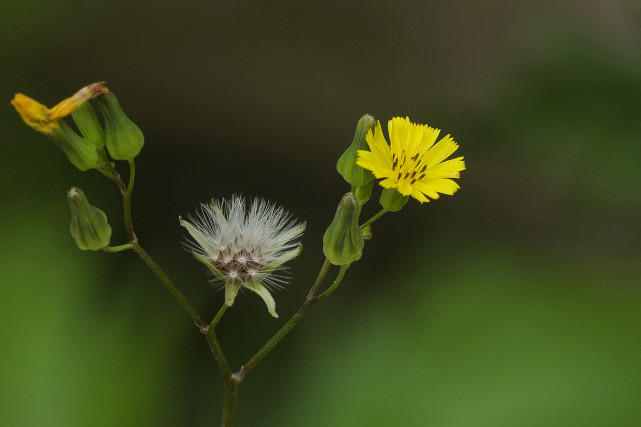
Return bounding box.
[356,117,465,203]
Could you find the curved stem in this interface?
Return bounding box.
[360,208,387,229]
[317,265,348,300]
[101,243,133,252]
[123,159,136,242]
[210,303,228,330]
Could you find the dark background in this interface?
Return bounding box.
[2,1,640,425]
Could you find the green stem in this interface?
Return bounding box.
[131,242,207,329]
[317,265,348,300]
[96,166,118,183]
[221,377,239,427]
[123,159,136,242]
[114,158,206,328]
[360,208,387,229]
[217,260,333,425]
[210,303,228,330]
[204,310,234,426]
[101,243,133,252]
[234,259,338,381]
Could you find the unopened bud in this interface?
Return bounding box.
[323,193,364,266]
[52,122,100,171]
[71,101,105,148]
[336,114,376,186]
[354,180,373,205]
[98,92,144,160]
[68,187,112,250]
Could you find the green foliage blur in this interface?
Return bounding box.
[2,1,640,425]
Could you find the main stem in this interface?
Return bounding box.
[112,159,233,422]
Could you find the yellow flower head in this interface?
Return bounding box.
[356,117,465,203]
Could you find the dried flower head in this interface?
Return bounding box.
[180,196,305,318]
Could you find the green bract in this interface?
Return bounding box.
[71,101,105,148]
[379,188,409,212]
[98,92,144,160]
[50,121,99,171]
[336,114,376,186]
[322,193,364,266]
[68,187,112,250]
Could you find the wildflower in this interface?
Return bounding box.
[356,116,465,205]
[180,196,305,318]
[11,83,109,171]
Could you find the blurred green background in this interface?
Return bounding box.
[2,1,640,425]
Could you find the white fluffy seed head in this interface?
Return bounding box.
[180,195,305,291]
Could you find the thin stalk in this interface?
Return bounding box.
[96,153,127,193]
[234,259,340,381]
[131,243,207,328]
[123,159,136,242]
[306,258,332,300]
[115,159,206,328]
[101,243,133,252]
[205,327,231,378]
[317,265,348,300]
[205,314,234,426]
[96,167,122,187]
[210,303,228,330]
[360,208,387,229]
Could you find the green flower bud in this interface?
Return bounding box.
[354,180,373,205]
[71,101,105,148]
[50,121,99,171]
[323,193,364,266]
[98,92,144,160]
[336,114,376,186]
[68,187,112,250]
[379,188,409,212]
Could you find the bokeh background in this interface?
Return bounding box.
[2,1,640,425]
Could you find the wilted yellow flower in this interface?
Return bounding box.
[11,82,109,133]
[357,117,465,203]
[10,83,109,171]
